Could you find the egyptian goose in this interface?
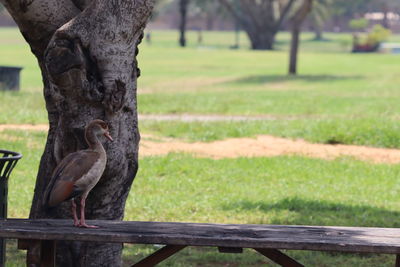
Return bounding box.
[44,120,113,228]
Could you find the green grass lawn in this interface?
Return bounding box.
[14,129,400,224]
[3,129,400,266]
[1,28,400,150]
[2,28,400,266]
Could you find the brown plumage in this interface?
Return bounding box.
[43,119,113,228]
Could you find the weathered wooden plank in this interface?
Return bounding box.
[2,219,400,254]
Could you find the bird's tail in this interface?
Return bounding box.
[42,178,56,212]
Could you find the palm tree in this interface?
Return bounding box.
[310,0,333,40]
[288,0,313,75]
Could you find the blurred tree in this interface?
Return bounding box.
[364,0,400,29]
[153,0,227,47]
[310,0,333,40]
[349,18,369,31]
[330,0,372,30]
[219,0,296,50]
[331,0,400,31]
[288,0,313,75]
[151,0,174,21]
[191,0,240,48]
[154,0,191,47]
[332,0,372,18]
[179,0,190,47]
[191,0,228,30]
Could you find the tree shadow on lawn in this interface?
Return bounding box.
[227,74,364,85]
[222,197,400,228]
[274,38,336,46]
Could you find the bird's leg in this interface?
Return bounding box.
[71,199,79,227]
[78,195,98,228]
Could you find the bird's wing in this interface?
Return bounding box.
[45,150,100,207]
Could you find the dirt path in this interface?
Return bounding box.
[140,135,400,164]
[1,123,400,164]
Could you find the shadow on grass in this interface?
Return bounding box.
[222,197,400,228]
[227,74,364,85]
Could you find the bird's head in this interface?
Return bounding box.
[87,119,113,142]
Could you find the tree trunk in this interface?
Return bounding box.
[288,0,313,75]
[289,27,300,75]
[314,27,323,40]
[179,0,189,47]
[218,0,296,50]
[233,19,241,49]
[382,4,390,29]
[205,11,215,31]
[313,21,323,41]
[246,29,276,50]
[0,0,154,266]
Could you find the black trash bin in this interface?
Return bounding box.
[0,149,22,266]
[0,66,23,91]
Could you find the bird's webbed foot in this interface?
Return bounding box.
[77,222,99,229]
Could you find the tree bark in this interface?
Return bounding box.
[179,0,189,47]
[0,0,154,266]
[289,0,313,75]
[246,28,276,50]
[289,27,301,75]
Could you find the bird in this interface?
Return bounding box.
[43,119,113,228]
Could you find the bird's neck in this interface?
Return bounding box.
[85,131,105,152]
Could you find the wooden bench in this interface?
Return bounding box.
[1,219,400,266]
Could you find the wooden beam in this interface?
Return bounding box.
[0,239,4,267]
[255,248,304,267]
[131,245,186,267]
[18,239,56,267]
[0,176,7,267]
[396,254,400,267]
[22,239,41,267]
[41,240,56,267]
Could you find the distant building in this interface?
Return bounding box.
[364,12,400,32]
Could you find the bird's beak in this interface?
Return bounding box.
[104,132,113,141]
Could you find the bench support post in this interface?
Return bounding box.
[18,239,56,267]
[131,245,186,267]
[396,255,400,267]
[0,176,7,267]
[254,248,304,267]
